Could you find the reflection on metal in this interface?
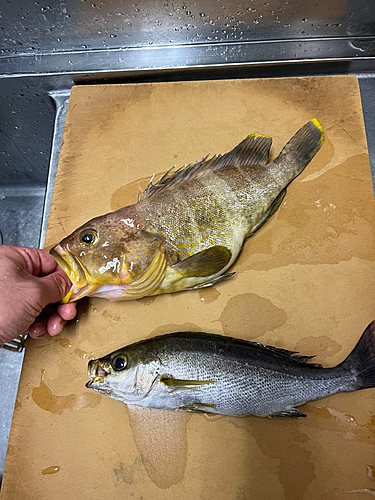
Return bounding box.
[2,333,28,352]
[39,90,70,249]
[0,0,374,60]
[1,38,375,78]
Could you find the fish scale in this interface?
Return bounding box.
[51,120,324,302]
[86,324,375,417]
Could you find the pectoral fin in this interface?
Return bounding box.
[187,272,235,290]
[172,246,232,278]
[161,377,217,392]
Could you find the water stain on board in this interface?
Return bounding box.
[198,286,221,304]
[56,338,72,348]
[305,403,375,445]
[234,152,374,273]
[114,456,143,485]
[74,348,95,360]
[366,465,375,479]
[137,296,157,306]
[111,172,165,211]
[102,310,122,323]
[232,401,375,499]
[219,293,287,339]
[230,416,315,500]
[127,406,190,489]
[31,370,100,415]
[151,322,203,337]
[42,466,60,475]
[294,336,342,359]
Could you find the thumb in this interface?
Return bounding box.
[38,270,72,307]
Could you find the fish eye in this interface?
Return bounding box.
[79,228,98,246]
[112,354,127,371]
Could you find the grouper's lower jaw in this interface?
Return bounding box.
[50,245,93,303]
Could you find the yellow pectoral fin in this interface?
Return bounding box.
[172,245,232,279]
[161,377,217,392]
[124,250,167,299]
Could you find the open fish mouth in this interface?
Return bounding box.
[86,360,111,388]
[86,359,161,402]
[50,244,93,303]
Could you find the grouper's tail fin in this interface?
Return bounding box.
[339,321,375,390]
[274,119,324,176]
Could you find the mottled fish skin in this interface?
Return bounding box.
[51,120,324,302]
[86,322,375,417]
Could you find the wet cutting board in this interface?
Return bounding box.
[2,77,375,500]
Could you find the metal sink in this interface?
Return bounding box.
[0,0,375,486]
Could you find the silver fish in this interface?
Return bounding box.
[86,322,375,417]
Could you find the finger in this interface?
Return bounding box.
[38,270,73,307]
[47,313,67,336]
[28,318,49,339]
[20,247,60,276]
[43,304,56,316]
[56,302,77,321]
[37,250,61,276]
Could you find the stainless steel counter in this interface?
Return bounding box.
[0,0,374,486]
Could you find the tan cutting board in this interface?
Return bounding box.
[2,77,375,500]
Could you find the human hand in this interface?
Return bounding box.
[0,245,77,346]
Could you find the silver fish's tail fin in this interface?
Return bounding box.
[338,321,375,390]
[274,119,324,176]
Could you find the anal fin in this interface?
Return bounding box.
[268,408,306,418]
[248,188,286,237]
[178,403,217,414]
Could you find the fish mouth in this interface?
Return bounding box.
[86,359,161,402]
[86,360,111,389]
[50,245,95,303]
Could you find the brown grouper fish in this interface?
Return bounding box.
[51,120,324,302]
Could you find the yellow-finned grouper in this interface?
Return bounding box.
[51,120,324,302]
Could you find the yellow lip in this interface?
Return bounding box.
[50,245,90,302]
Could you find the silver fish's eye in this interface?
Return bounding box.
[112,354,127,371]
[79,228,98,246]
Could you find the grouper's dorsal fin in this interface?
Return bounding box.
[139,134,272,201]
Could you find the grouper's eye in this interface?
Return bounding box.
[112,354,127,371]
[79,228,98,246]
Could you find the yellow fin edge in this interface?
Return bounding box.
[244,133,272,140]
[311,118,325,143]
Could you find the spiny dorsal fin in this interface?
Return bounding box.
[139,134,273,201]
[153,331,322,367]
[253,342,321,366]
